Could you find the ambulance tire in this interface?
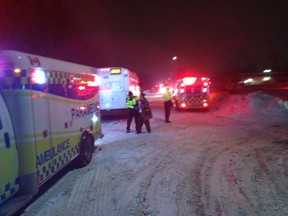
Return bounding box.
[78,131,95,167]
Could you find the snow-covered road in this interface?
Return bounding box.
[23,91,288,216]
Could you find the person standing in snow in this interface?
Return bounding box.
[138,92,153,133]
[126,91,140,133]
[163,87,173,123]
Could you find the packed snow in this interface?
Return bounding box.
[22,91,288,216]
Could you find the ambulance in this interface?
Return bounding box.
[98,67,140,116]
[0,50,102,215]
[174,76,211,110]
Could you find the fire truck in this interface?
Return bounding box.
[173,76,211,110]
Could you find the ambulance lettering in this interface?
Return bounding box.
[71,103,97,120]
[36,138,70,167]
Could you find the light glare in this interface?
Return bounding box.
[33,69,46,84]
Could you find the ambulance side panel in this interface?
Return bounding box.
[0,94,19,204]
[2,89,38,195]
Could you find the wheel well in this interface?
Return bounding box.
[78,130,95,167]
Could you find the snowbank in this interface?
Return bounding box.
[213,91,288,125]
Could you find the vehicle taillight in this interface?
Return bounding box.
[202,100,208,107]
[180,103,187,108]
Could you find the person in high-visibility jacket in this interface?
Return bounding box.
[126,91,140,133]
[163,88,173,123]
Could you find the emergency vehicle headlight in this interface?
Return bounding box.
[32,69,46,84]
[202,88,208,93]
[92,114,98,123]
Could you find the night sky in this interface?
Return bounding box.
[1,0,288,88]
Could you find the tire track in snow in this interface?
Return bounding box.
[198,126,288,216]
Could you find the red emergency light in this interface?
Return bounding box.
[180,102,187,108]
[78,86,86,91]
[202,100,208,107]
[203,82,209,87]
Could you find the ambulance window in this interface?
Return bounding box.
[66,73,99,100]
[48,79,67,97]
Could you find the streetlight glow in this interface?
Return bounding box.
[172,56,177,61]
[263,69,272,73]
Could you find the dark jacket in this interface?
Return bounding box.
[139,97,153,121]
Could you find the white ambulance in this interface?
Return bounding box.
[0,50,102,215]
[98,67,140,116]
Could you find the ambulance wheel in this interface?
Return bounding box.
[78,131,94,167]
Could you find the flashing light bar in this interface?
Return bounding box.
[182,77,197,85]
[32,69,46,84]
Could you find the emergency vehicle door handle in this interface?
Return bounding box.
[4,132,11,148]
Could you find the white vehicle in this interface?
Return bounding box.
[98,67,140,115]
[0,50,102,215]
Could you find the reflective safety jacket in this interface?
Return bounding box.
[126,96,138,109]
[163,91,172,101]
